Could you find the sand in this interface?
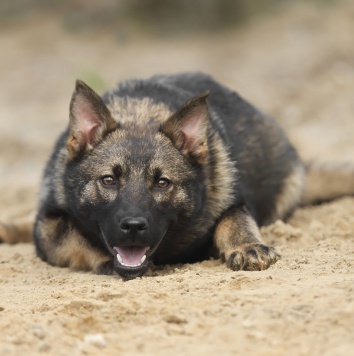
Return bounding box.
[0,1,354,355]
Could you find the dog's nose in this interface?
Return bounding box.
[120,217,148,235]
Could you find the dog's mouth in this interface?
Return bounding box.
[113,246,150,268]
[112,245,151,279]
[99,227,166,279]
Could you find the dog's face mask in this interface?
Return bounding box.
[65,81,209,279]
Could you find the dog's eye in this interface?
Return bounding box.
[101,176,116,186]
[156,178,171,189]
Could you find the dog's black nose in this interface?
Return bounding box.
[120,217,148,235]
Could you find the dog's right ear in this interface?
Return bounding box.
[161,92,209,164]
[67,80,117,160]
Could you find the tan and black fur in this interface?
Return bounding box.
[1,72,354,279]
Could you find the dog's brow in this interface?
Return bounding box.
[112,165,122,177]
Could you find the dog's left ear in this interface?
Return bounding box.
[67,80,117,160]
[161,92,209,164]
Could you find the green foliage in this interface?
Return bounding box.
[79,71,106,92]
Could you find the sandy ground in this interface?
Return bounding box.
[1,1,354,355]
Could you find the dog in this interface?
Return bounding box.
[1,72,353,279]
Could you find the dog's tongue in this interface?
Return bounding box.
[114,246,149,267]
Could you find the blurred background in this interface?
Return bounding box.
[0,0,353,217]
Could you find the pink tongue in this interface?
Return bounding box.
[114,246,149,266]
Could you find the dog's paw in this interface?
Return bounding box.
[226,243,281,271]
[96,261,115,275]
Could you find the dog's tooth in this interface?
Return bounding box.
[117,254,146,268]
[121,262,141,267]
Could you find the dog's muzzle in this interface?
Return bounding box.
[99,219,167,279]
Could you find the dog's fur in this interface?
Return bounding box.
[1,72,354,279]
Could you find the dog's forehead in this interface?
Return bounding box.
[89,130,189,177]
[107,96,173,125]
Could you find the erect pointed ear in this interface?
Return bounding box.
[161,92,210,164]
[66,80,117,160]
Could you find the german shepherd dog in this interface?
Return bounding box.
[1,73,353,279]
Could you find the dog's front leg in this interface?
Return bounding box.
[214,206,281,271]
[34,214,113,275]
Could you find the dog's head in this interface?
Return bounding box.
[64,80,210,279]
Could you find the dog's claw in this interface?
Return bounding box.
[227,243,281,271]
